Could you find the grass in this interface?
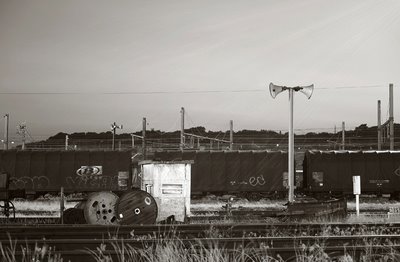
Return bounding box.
[87,238,282,262]
[2,226,400,262]
[87,237,400,262]
[0,238,63,262]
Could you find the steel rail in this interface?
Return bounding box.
[2,222,400,240]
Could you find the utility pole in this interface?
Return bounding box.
[378,100,382,150]
[4,114,9,150]
[142,117,146,159]
[180,107,185,151]
[342,121,345,150]
[269,83,314,203]
[65,135,69,150]
[111,122,123,151]
[389,83,394,150]
[17,122,27,150]
[230,120,233,150]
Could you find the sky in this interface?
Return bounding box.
[0,0,399,143]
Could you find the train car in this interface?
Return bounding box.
[154,150,289,195]
[304,150,400,196]
[0,150,132,197]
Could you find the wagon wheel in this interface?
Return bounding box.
[84,191,119,225]
[117,189,158,225]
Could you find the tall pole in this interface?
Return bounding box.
[65,135,69,150]
[180,107,185,151]
[142,117,146,159]
[288,89,294,203]
[112,122,116,151]
[4,114,9,150]
[269,82,313,203]
[378,100,382,150]
[342,121,345,150]
[18,122,26,150]
[111,122,122,151]
[230,120,233,150]
[389,83,394,150]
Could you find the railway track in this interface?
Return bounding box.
[2,222,400,239]
[1,223,400,261]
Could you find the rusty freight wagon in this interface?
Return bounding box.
[304,150,400,197]
[0,150,132,197]
[154,150,289,195]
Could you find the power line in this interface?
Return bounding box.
[0,84,385,95]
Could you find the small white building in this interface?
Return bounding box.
[140,160,192,222]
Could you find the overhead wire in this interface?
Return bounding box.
[0,84,386,95]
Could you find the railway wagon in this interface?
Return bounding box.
[153,150,289,194]
[304,150,400,196]
[0,150,132,197]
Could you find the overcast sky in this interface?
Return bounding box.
[0,0,399,143]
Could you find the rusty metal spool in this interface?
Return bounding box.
[83,191,119,225]
[117,189,158,225]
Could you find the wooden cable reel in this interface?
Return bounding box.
[117,189,158,225]
[84,191,119,225]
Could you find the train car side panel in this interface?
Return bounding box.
[225,151,241,191]
[1,150,132,194]
[192,151,211,192]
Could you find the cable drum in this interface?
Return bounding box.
[83,191,119,225]
[117,189,158,225]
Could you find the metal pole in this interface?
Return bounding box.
[180,107,185,150]
[131,135,135,149]
[142,117,146,159]
[230,120,233,150]
[389,83,394,150]
[21,131,25,150]
[18,123,26,150]
[288,89,294,203]
[65,135,69,151]
[356,194,360,217]
[342,121,345,150]
[378,100,382,150]
[112,122,116,151]
[4,114,9,150]
[60,187,64,224]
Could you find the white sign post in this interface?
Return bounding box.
[353,176,361,217]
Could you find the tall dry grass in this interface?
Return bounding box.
[0,237,63,262]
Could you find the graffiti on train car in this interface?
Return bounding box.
[76,166,103,177]
[66,175,118,190]
[66,165,119,190]
[11,176,50,190]
[229,175,266,187]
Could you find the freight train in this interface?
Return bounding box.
[1,150,400,223]
[1,150,400,197]
[1,150,400,196]
[154,150,400,198]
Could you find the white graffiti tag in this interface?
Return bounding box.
[76,166,102,177]
[10,176,50,190]
[249,175,266,187]
[230,175,266,187]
